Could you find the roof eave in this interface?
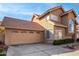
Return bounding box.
[5,27,45,31]
[54,24,68,28]
[60,9,77,17]
[39,6,65,19]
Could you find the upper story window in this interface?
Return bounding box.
[43,14,58,21]
[43,15,50,21]
[50,14,58,21]
[68,19,74,33]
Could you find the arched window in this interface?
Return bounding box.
[68,19,74,33]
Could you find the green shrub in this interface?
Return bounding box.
[0,54,6,56]
[64,39,74,43]
[53,38,74,45]
[0,48,4,53]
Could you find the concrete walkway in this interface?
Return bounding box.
[7,44,75,56]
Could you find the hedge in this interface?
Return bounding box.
[0,48,4,53]
[0,48,6,56]
[53,38,74,45]
[0,54,6,56]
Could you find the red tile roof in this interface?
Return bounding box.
[1,17,45,31]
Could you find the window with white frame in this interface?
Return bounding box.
[68,19,74,33]
[46,15,50,20]
[43,15,50,21]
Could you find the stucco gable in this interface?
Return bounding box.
[32,14,40,21]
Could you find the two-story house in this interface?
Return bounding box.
[32,6,78,43]
[0,6,78,45]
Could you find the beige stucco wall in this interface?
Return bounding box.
[68,12,75,19]
[5,28,44,45]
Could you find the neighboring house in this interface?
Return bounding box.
[0,21,2,41]
[0,6,79,45]
[1,17,45,45]
[0,21,2,25]
[32,6,78,43]
[76,25,79,38]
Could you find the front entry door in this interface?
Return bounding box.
[55,30,63,39]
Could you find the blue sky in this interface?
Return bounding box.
[0,3,79,22]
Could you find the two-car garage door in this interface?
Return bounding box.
[5,29,44,45]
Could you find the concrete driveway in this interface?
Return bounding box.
[7,44,73,56]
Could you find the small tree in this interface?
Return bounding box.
[0,27,5,44]
[0,27,5,33]
[0,28,4,33]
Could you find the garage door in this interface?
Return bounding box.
[5,30,44,45]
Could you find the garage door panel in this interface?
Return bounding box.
[5,31,44,45]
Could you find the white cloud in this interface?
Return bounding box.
[0,3,58,16]
[0,4,35,16]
